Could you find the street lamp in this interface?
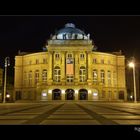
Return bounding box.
[128,57,137,103]
[3,57,10,103]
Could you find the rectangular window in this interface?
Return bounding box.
[79,68,86,82]
[93,58,97,64]
[101,59,104,64]
[35,70,39,84]
[107,71,111,85]
[43,58,47,64]
[101,70,105,84]
[42,70,47,82]
[54,68,61,82]
[28,71,32,86]
[55,53,60,59]
[36,59,39,64]
[29,60,32,65]
[80,54,85,59]
[68,54,72,58]
[67,75,74,82]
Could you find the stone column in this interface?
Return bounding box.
[87,52,92,85]
[62,93,65,100]
[75,93,78,100]
[48,92,52,100]
[88,90,92,100]
[61,51,66,85]
[48,51,53,85]
[74,52,79,85]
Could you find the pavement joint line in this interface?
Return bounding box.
[102,104,140,111]
[46,118,94,120]
[0,104,51,116]
[76,103,118,125]
[22,104,64,125]
[89,104,140,116]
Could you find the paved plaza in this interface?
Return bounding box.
[0,101,140,125]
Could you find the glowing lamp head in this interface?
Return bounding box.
[6,94,10,98]
[128,62,135,68]
[88,90,91,94]
[75,90,78,94]
[93,93,98,96]
[62,90,65,94]
[48,90,52,94]
[130,95,133,99]
[42,93,47,97]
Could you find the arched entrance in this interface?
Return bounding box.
[65,89,75,100]
[79,89,88,100]
[52,89,61,100]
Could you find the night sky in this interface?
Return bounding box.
[0,15,140,75]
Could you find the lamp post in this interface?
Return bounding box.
[128,57,137,103]
[3,57,10,103]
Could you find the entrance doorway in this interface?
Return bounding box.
[66,89,75,100]
[79,89,88,100]
[52,89,61,100]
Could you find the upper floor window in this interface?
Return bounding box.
[108,60,111,64]
[43,58,47,64]
[67,75,74,83]
[107,70,111,85]
[80,54,85,59]
[28,71,32,86]
[35,70,39,84]
[93,58,97,64]
[67,53,73,58]
[55,53,60,59]
[42,69,47,82]
[100,70,105,84]
[29,60,32,65]
[79,66,86,82]
[101,59,104,64]
[36,59,39,64]
[54,66,61,82]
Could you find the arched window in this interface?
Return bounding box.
[28,71,32,86]
[35,70,39,84]
[54,66,61,82]
[42,69,47,82]
[100,70,105,84]
[93,69,98,84]
[79,66,86,82]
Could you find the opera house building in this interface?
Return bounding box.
[14,23,127,101]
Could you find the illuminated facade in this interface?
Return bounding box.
[0,68,2,87]
[14,23,127,101]
[0,68,3,101]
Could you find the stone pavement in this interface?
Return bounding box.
[0,101,140,125]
